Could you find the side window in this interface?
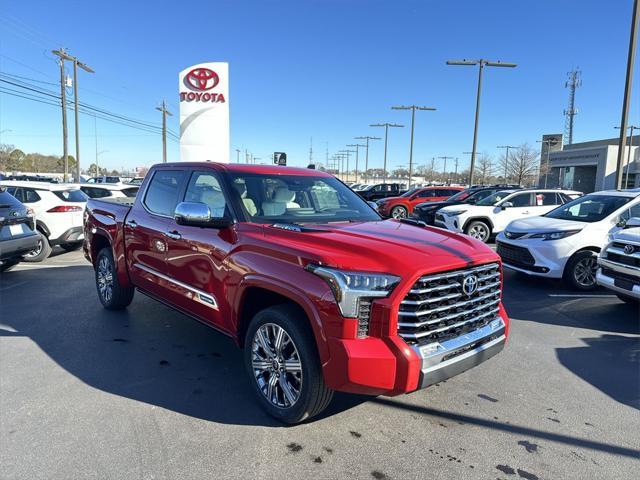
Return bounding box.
[509,193,534,207]
[417,189,432,198]
[474,190,494,201]
[23,189,41,203]
[143,170,185,216]
[7,187,23,202]
[535,192,558,206]
[184,171,227,218]
[620,203,640,222]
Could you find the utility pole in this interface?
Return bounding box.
[453,157,459,184]
[616,0,639,189]
[155,100,172,163]
[339,150,355,182]
[53,48,94,182]
[347,144,365,183]
[235,149,241,163]
[497,145,517,181]
[615,125,638,188]
[564,69,582,145]
[437,156,454,184]
[446,59,517,185]
[355,135,381,183]
[52,49,69,182]
[391,105,436,188]
[370,123,404,183]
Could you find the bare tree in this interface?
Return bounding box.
[475,154,494,185]
[508,143,539,186]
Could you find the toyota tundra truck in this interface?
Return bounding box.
[83,162,509,423]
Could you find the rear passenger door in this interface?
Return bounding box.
[125,169,186,299]
[163,170,235,332]
[533,191,563,215]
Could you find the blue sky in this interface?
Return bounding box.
[0,0,638,172]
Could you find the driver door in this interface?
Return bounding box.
[163,170,235,333]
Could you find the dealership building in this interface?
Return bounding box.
[540,133,639,193]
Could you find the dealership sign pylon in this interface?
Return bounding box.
[179,62,229,162]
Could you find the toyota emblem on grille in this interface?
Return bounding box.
[462,275,479,296]
[623,244,636,255]
[185,68,220,91]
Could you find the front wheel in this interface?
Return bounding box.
[95,248,135,309]
[244,304,334,424]
[564,251,598,291]
[391,206,408,219]
[465,220,491,243]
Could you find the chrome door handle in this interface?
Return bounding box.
[125,219,138,228]
[165,230,181,240]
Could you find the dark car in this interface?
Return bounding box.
[0,188,39,272]
[412,184,522,225]
[358,183,406,202]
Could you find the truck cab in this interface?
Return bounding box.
[84,162,510,423]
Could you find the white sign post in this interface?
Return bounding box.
[179,62,229,162]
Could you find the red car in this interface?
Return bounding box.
[84,163,509,423]
[376,186,465,218]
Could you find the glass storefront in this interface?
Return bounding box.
[561,166,597,193]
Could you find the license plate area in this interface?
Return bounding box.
[9,224,24,236]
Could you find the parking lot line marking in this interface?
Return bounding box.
[548,294,616,298]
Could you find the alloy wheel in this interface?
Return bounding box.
[97,256,114,303]
[251,323,303,408]
[24,238,43,258]
[391,207,407,219]
[574,256,597,288]
[468,224,489,242]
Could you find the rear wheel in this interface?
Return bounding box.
[391,206,408,219]
[564,251,598,291]
[465,220,491,243]
[23,231,52,262]
[95,248,134,310]
[244,304,333,424]
[60,242,82,252]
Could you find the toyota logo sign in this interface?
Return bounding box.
[185,68,219,91]
[462,275,479,296]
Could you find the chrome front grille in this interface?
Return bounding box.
[398,263,501,345]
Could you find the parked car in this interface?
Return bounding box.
[80,184,139,199]
[412,185,521,225]
[496,189,640,290]
[376,186,464,219]
[86,176,121,184]
[436,189,581,243]
[7,174,58,183]
[357,183,406,202]
[84,162,510,423]
[126,177,145,186]
[596,217,640,303]
[0,181,88,261]
[0,187,39,272]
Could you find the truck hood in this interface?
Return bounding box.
[614,227,640,244]
[262,220,497,276]
[505,216,587,233]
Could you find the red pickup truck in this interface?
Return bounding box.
[84,162,509,423]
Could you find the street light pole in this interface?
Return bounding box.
[616,125,638,188]
[347,144,365,183]
[453,157,459,184]
[391,105,436,188]
[354,135,381,183]
[615,0,639,189]
[446,59,517,185]
[497,145,518,181]
[370,123,403,183]
[437,156,454,184]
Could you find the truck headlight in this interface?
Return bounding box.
[444,209,467,216]
[306,265,400,321]
[529,229,582,241]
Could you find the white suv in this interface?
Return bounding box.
[496,189,640,290]
[435,189,580,242]
[0,181,88,262]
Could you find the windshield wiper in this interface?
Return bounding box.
[271,222,329,232]
[399,218,427,228]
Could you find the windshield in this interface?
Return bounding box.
[544,195,632,223]
[229,173,381,224]
[476,190,514,206]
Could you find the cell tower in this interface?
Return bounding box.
[564,68,581,145]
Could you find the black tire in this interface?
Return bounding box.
[22,231,52,262]
[464,220,491,243]
[0,260,19,273]
[95,247,134,310]
[391,206,408,219]
[564,250,598,291]
[616,293,639,305]
[244,304,334,424]
[59,242,82,252]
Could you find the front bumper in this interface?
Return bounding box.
[596,259,640,299]
[0,232,39,261]
[496,235,567,279]
[434,214,463,232]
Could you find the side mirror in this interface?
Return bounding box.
[500,201,513,210]
[367,201,378,210]
[623,217,640,229]
[174,201,230,228]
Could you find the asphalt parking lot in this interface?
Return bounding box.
[1,248,639,480]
